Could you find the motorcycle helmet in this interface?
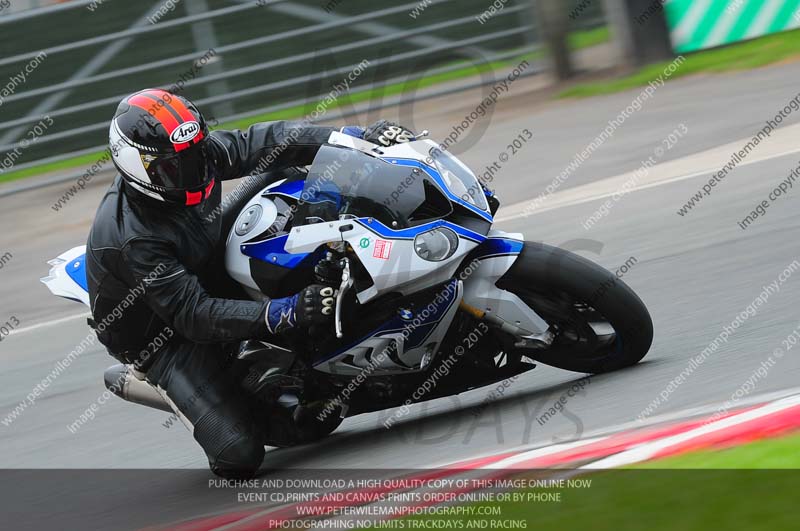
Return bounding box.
[109,88,213,206]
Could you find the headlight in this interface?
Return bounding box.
[414,228,458,262]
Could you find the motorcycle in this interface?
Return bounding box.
[42,131,653,446]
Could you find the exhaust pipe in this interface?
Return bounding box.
[104,364,173,413]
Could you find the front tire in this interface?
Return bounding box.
[498,242,653,373]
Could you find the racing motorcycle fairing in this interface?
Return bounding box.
[264,178,304,200]
[284,143,489,300]
[462,232,549,336]
[312,279,463,376]
[40,245,90,307]
[326,131,492,222]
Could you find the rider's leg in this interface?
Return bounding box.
[146,340,265,478]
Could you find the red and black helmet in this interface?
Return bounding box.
[109,89,214,206]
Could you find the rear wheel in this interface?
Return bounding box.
[497,242,653,373]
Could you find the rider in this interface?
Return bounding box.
[86,88,415,478]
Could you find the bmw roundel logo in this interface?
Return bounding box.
[399,309,414,320]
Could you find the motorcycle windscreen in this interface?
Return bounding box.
[294,145,452,229]
[420,145,489,212]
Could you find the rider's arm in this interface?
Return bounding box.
[122,237,269,343]
[207,121,335,181]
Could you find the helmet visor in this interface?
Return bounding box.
[144,142,209,191]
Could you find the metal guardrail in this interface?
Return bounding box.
[1,4,531,107]
[0,26,531,153]
[0,0,604,172]
[0,2,265,67]
[0,58,546,199]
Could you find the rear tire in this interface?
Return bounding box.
[498,242,653,374]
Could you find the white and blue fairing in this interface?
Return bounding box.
[41,245,91,307]
[228,136,497,300]
[224,134,548,374]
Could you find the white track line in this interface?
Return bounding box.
[582,393,800,469]
[496,122,800,222]
[430,386,800,470]
[477,436,608,469]
[7,312,89,338]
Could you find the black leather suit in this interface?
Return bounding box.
[86,121,334,477]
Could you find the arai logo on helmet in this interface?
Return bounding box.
[170,121,200,144]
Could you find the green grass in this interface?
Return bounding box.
[560,27,800,98]
[636,431,800,469]
[568,26,610,51]
[0,151,113,183]
[364,433,800,531]
[0,27,611,185]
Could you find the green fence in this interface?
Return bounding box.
[0,0,536,167]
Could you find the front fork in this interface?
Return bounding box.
[459,300,554,348]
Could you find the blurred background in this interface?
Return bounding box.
[0,0,597,167]
[3,0,799,175]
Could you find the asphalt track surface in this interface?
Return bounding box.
[2,60,800,530]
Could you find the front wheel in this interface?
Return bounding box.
[497,242,653,374]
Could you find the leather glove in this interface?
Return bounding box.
[265,285,337,336]
[363,120,416,146]
[314,257,344,286]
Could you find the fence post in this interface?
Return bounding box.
[184,0,234,120]
[534,0,574,80]
[602,0,673,69]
